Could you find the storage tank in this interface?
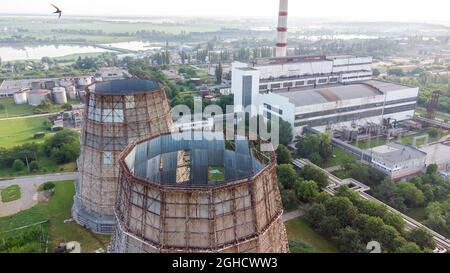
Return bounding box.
[52,87,67,104]
[28,89,51,106]
[66,86,77,100]
[13,88,29,104]
[72,79,173,234]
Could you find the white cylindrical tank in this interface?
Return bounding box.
[13,89,29,104]
[52,87,67,104]
[66,86,77,100]
[28,89,51,106]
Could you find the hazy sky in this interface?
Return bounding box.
[1,0,449,23]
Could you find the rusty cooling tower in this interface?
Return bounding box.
[72,79,173,233]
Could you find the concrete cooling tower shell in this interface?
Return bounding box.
[72,80,173,234]
[110,131,288,253]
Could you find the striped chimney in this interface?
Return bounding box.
[275,0,288,57]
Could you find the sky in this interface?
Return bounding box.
[1,0,449,23]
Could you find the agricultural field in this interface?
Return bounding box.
[0,181,110,253]
[1,184,21,203]
[285,216,338,253]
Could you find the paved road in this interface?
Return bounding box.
[0,172,78,217]
[325,165,342,172]
[0,112,54,121]
[282,208,304,222]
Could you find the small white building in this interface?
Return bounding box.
[95,67,128,82]
[368,143,427,180]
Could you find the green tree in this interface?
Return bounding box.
[398,183,425,208]
[336,227,365,253]
[276,164,298,189]
[298,164,329,189]
[12,159,25,171]
[278,119,293,146]
[395,242,422,253]
[276,144,292,164]
[407,228,436,250]
[295,180,319,202]
[305,203,326,228]
[426,163,438,175]
[29,161,39,172]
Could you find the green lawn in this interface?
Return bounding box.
[322,147,356,168]
[0,181,110,253]
[285,216,338,253]
[354,137,388,149]
[0,116,51,148]
[1,184,21,203]
[400,128,448,146]
[0,98,36,118]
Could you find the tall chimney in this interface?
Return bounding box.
[276,0,288,57]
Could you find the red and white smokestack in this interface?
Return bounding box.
[276,0,288,57]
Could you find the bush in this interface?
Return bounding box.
[40,182,56,191]
[29,161,39,172]
[12,159,25,171]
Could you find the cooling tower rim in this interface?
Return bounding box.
[118,130,277,191]
[87,79,162,96]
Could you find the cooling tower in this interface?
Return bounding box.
[110,131,288,253]
[72,79,173,233]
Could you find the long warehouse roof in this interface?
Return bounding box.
[274,80,415,107]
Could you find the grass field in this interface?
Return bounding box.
[0,116,51,148]
[0,181,110,253]
[285,216,338,253]
[0,184,21,203]
[322,147,356,168]
[0,98,36,119]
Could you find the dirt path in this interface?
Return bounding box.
[0,172,78,217]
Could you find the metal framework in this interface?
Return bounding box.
[72,80,173,233]
[110,132,288,253]
[427,90,441,119]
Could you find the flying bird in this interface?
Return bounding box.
[51,4,62,18]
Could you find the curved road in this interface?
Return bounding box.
[0,172,78,217]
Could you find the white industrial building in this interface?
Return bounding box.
[232,55,419,137]
[367,143,427,180]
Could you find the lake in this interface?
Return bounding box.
[0,44,113,62]
[100,41,162,51]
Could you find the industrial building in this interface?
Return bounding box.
[110,131,288,253]
[367,143,427,180]
[232,55,379,127]
[72,79,173,233]
[231,0,419,138]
